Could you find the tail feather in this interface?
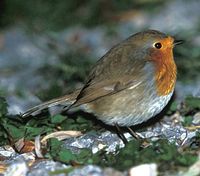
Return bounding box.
[22,89,81,118]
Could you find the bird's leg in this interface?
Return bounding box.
[127,127,140,139]
[115,123,128,144]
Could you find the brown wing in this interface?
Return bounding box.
[73,78,141,107]
[70,42,147,108]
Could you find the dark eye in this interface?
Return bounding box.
[154,42,162,49]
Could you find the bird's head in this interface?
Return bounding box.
[127,30,183,96]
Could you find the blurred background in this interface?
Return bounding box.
[0,0,199,114]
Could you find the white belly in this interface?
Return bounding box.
[103,92,173,126]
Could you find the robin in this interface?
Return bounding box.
[22,30,183,141]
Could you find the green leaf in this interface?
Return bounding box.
[76,148,93,163]
[58,149,76,163]
[176,154,197,166]
[5,124,25,140]
[48,138,62,158]
[25,126,52,139]
[50,114,67,124]
[182,116,193,126]
[185,96,200,109]
[47,138,76,163]
[167,101,178,115]
[76,116,88,123]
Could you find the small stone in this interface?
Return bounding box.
[0,146,15,158]
[4,159,29,176]
[68,165,103,176]
[103,167,124,176]
[98,143,106,150]
[28,160,68,176]
[129,163,157,176]
[192,112,200,125]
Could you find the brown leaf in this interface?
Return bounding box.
[15,138,35,153]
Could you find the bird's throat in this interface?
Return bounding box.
[151,48,177,96]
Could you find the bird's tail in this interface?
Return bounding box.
[22,89,81,118]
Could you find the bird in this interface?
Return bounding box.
[22,29,183,139]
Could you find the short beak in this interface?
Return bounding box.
[173,40,184,46]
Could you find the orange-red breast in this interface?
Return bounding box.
[22,30,182,127]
